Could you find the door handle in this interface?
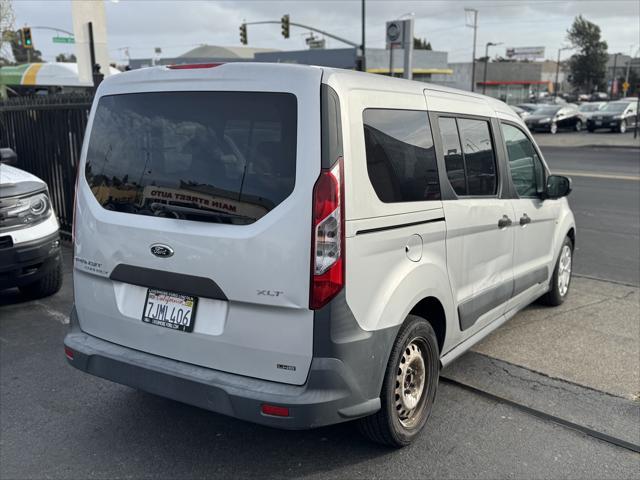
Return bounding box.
[498,215,513,229]
[520,213,531,226]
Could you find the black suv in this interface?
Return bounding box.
[587,101,638,133]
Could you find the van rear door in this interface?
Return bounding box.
[73,65,322,385]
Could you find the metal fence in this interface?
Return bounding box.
[0,94,93,237]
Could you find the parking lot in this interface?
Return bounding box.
[1,141,639,479]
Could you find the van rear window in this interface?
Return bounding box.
[85,91,297,225]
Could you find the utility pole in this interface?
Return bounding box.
[361,0,366,72]
[610,53,619,99]
[465,8,478,92]
[555,47,571,99]
[482,42,501,95]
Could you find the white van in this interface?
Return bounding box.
[64,63,575,447]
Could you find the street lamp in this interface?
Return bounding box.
[482,41,502,95]
[555,46,572,99]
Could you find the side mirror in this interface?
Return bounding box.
[0,148,17,165]
[545,174,572,199]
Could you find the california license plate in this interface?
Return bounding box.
[142,289,197,332]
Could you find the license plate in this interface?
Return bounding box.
[595,121,602,126]
[142,289,197,332]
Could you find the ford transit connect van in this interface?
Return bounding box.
[65,63,575,447]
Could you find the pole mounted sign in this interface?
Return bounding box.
[385,18,414,80]
[506,46,545,61]
[385,20,405,48]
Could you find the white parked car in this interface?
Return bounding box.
[0,149,63,297]
[65,63,576,447]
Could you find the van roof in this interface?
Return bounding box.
[96,62,518,121]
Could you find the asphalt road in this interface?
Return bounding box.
[1,293,638,479]
[540,146,640,285]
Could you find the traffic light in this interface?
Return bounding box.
[281,14,290,39]
[239,23,247,45]
[22,27,33,49]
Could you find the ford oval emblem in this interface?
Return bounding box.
[150,244,174,258]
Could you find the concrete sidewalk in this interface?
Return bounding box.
[533,130,640,149]
[472,276,640,400]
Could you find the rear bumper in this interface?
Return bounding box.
[64,302,389,430]
[0,232,61,289]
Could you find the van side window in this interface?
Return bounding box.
[438,117,497,197]
[501,123,544,197]
[363,109,440,203]
[438,117,466,195]
[457,118,497,196]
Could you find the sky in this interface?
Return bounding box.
[11,0,640,64]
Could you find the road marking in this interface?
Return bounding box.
[553,170,640,181]
[33,301,70,324]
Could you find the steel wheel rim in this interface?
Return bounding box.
[620,121,626,133]
[576,121,582,131]
[558,245,572,297]
[394,338,428,428]
[551,123,557,134]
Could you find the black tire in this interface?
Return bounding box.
[575,120,583,132]
[619,120,627,134]
[357,315,440,447]
[587,127,595,132]
[19,257,63,299]
[539,236,573,306]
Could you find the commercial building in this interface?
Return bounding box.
[129,45,453,82]
[128,45,278,69]
[431,60,568,104]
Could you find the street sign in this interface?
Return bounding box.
[623,81,630,93]
[53,36,75,44]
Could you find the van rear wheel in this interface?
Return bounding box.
[357,315,439,447]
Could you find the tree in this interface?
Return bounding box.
[0,0,15,65]
[56,53,76,63]
[566,15,608,92]
[413,37,432,50]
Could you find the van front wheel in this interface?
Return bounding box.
[357,315,439,447]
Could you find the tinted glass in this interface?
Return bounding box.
[534,106,561,115]
[85,91,297,225]
[457,118,497,196]
[579,103,602,112]
[602,102,627,112]
[363,109,440,203]
[438,117,466,195]
[502,124,544,197]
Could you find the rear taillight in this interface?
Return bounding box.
[64,346,74,361]
[310,158,344,310]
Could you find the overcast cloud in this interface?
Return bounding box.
[12,0,640,64]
